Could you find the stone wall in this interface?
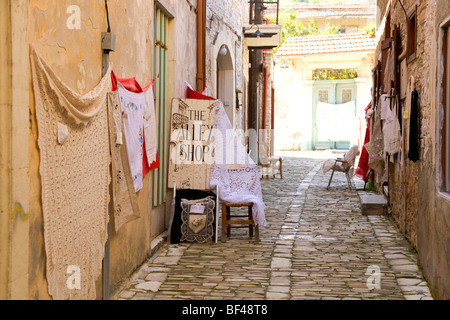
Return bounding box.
[206,0,246,133]
[375,0,450,299]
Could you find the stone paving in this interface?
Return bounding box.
[113,153,433,300]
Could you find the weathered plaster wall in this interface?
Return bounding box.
[0,0,31,300]
[0,0,13,300]
[26,0,198,299]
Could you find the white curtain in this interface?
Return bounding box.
[316,101,357,143]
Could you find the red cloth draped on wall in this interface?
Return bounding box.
[355,102,372,179]
[186,85,216,101]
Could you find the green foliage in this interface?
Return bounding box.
[361,21,376,37]
[269,8,341,51]
[313,69,358,81]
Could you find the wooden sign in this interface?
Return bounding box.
[168,98,216,190]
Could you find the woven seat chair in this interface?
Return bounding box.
[259,142,283,179]
[324,145,360,190]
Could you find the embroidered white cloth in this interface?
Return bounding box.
[382,96,402,156]
[107,91,141,232]
[118,83,158,192]
[209,100,267,227]
[118,83,145,192]
[30,48,110,300]
[143,84,158,166]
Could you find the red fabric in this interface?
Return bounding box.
[186,86,216,100]
[355,102,371,179]
[111,71,159,178]
[111,70,143,93]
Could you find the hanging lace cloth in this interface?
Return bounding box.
[30,48,110,300]
[209,100,267,227]
[107,91,141,232]
[382,96,402,157]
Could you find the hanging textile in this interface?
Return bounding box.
[117,81,159,192]
[111,72,159,178]
[408,89,420,162]
[366,96,385,182]
[107,91,141,232]
[143,82,158,167]
[118,83,146,192]
[30,48,110,300]
[316,101,358,143]
[356,103,372,179]
[382,96,402,156]
[209,100,267,227]
[186,81,216,100]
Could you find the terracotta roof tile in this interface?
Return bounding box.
[266,0,376,19]
[276,32,376,57]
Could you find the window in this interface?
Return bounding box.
[407,6,417,64]
[318,90,329,103]
[341,89,353,104]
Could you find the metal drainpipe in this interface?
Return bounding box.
[196,0,206,92]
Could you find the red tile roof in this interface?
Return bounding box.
[266,0,376,19]
[276,32,376,57]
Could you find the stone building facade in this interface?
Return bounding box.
[274,33,375,151]
[205,0,247,134]
[374,0,450,299]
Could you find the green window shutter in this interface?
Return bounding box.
[153,7,168,207]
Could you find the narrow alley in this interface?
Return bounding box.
[114,154,432,301]
[2,0,449,303]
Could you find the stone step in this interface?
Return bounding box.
[358,193,388,216]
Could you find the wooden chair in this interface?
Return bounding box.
[259,142,283,179]
[326,145,360,190]
[221,202,259,242]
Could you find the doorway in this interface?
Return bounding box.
[217,45,235,128]
[312,79,357,150]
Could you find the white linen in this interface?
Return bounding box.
[143,85,158,165]
[118,83,145,192]
[209,100,267,227]
[316,101,357,143]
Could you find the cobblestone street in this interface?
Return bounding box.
[114,153,433,300]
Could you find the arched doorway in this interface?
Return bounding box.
[217,45,235,127]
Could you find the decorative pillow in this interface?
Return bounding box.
[180,196,215,243]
